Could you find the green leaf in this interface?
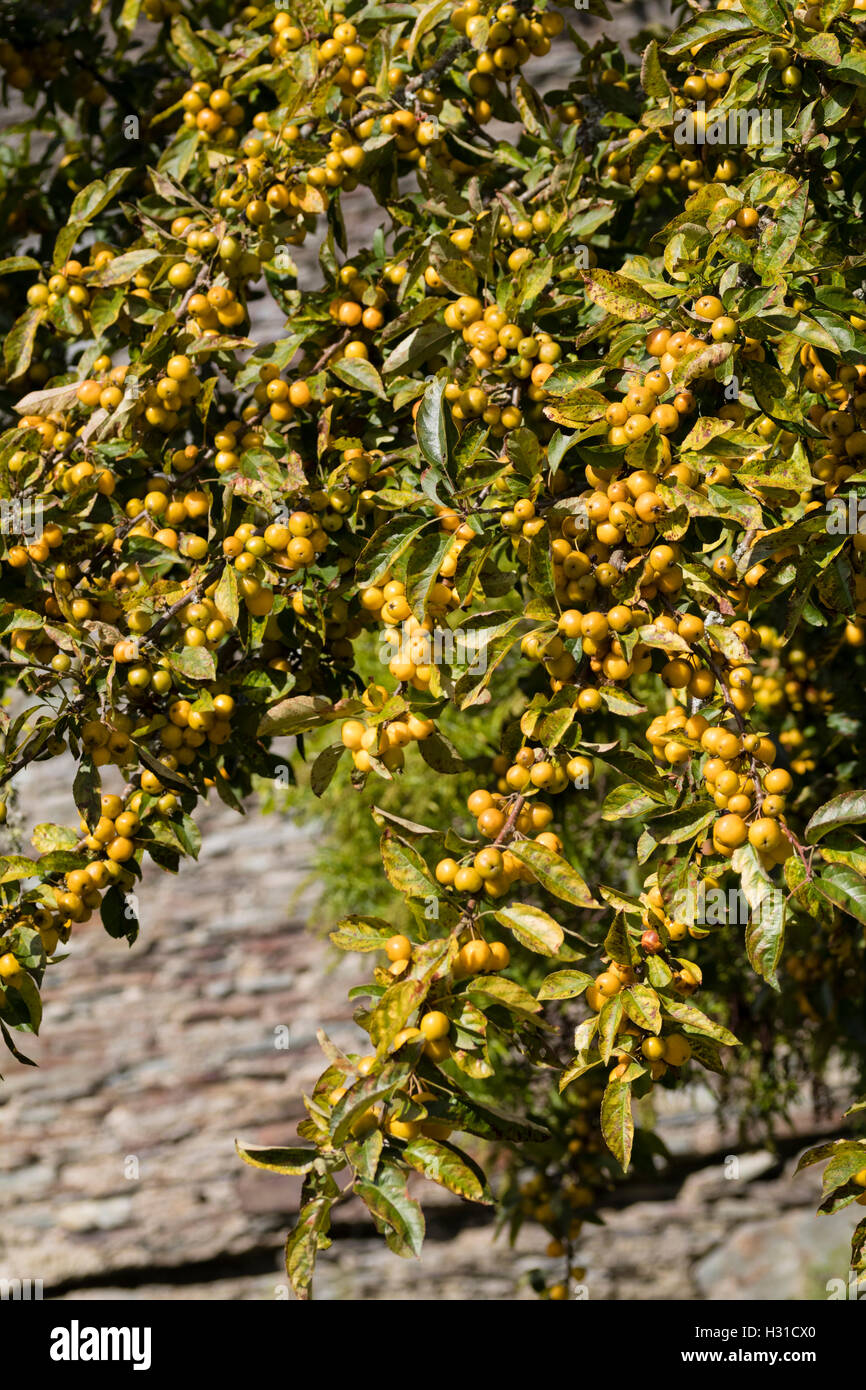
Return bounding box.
[468,973,543,1016]
[732,844,785,989]
[805,789,866,844]
[170,14,218,75]
[4,306,45,380]
[527,527,555,602]
[664,9,755,53]
[406,0,451,60]
[417,730,467,775]
[580,268,657,321]
[494,902,564,956]
[168,646,216,681]
[647,803,717,846]
[817,864,866,927]
[822,1143,866,1195]
[330,915,395,952]
[258,694,356,737]
[454,615,526,709]
[601,1079,634,1171]
[54,169,133,267]
[621,984,661,1034]
[508,840,598,908]
[415,376,456,471]
[597,995,624,1063]
[740,0,785,34]
[0,856,39,885]
[310,741,347,797]
[602,783,659,821]
[661,998,739,1046]
[402,1136,494,1204]
[87,249,161,287]
[330,356,386,399]
[369,977,428,1052]
[100,883,138,943]
[31,824,78,853]
[285,1197,332,1301]
[537,969,593,1001]
[640,40,671,98]
[0,257,41,276]
[380,832,441,904]
[405,529,454,619]
[213,564,239,629]
[331,1066,412,1145]
[356,1160,425,1258]
[356,517,432,587]
[235,1142,317,1175]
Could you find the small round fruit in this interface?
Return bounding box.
[460,940,492,973]
[385,933,412,962]
[419,1010,450,1041]
[662,1034,692,1067]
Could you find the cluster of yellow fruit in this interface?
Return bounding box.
[777,728,819,777]
[80,711,138,766]
[804,350,866,495]
[5,521,64,575]
[145,695,236,763]
[340,711,435,774]
[653,614,756,704]
[0,788,144,989]
[384,930,509,982]
[752,652,833,722]
[356,574,458,690]
[645,705,798,864]
[227,512,330,578]
[173,219,266,281]
[354,109,442,171]
[444,297,563,405]
[178,281,247,337]
[428,785,562,897]
[180,80,245,141]
[453,2,563,78]
[699,728,796,866]
[123,480,209,553]
[582,956,697,1077]
[639,881,701,948]
[604,335,699,445]
[26,250,118,316]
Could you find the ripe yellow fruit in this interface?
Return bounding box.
[419,1010,450,1041]
[423,1036,451,1062]
[0,952,21,980]
[460,940,493,973]
[386,1117,421,1141]
[384,934,412,962]
[714,814,747,848]
[662,1034,692,1067]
